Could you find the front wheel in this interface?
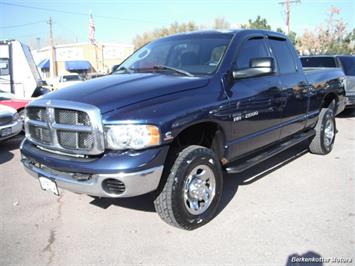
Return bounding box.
[154,145,223,230]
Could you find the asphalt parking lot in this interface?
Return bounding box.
[1,111,354,266]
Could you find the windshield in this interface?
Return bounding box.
[300,57,337,68]
[115,33,233,76]
[338,56,355,76]
[0,90,17,100]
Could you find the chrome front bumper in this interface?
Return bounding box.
[0,119,22,141]
[21,156,163,198]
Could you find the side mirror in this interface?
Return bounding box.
[111,64,120,73]
[233,57,275,79]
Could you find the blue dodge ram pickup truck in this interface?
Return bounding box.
[21,30,346,230]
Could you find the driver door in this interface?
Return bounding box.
[226,36,284,159]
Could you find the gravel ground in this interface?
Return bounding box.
[1,111,354,266]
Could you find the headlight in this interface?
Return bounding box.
[105,124,160,150]
[12,112,20,121]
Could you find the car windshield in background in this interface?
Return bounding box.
[63,75,81,81]
[338,56,355,76]
[0,90,16,100]
[300,57,337,68]
[115,34,233,76]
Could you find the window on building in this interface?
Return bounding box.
[0,58,9,76]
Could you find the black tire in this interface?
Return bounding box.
[309,107,336,155]
[154,145,223,230]
[328,99,336,114]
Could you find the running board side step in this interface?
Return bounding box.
[225,130,315,174]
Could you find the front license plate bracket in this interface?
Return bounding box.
[38,176,59,196]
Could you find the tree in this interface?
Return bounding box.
[213,17,230,29]
[287,31,297,46]
[298,7,354,55]
[241,16,271,30]
[133,21,199,49]
[274,27,297,46]
[276,27,285,33]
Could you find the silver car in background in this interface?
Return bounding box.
[0,105,22,141]
[301,55,355,108]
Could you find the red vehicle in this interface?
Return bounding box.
[0,91,31,121]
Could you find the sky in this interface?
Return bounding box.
[0,0,354,48]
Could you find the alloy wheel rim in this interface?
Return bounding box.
[183,164,216,215]
[324,118,335,147]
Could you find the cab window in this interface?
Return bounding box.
[236,37,269,69]
[268,38,296,74]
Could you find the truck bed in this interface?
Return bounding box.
[303,67,344,85]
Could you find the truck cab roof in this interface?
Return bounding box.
[160,29,288,40]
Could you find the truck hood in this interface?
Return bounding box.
[42,73,210,114]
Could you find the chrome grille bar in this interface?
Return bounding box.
[52,123,92,132]
[27,119,47,127]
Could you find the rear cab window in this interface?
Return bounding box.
[268,37,297,74]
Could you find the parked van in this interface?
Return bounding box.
[0,40,49,98]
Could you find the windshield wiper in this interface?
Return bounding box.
[113,66,134,74]
[153,65,193,77]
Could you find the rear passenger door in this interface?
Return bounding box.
[267,37,309,139]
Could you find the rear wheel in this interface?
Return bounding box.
[309,107,336,155]
[154,145,223,230]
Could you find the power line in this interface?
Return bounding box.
[279,0,301,34]
[56,22,79,42]
[0,2,162,25]
[0,31,47,39]
[0,20,45,29]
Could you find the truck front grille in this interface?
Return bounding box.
[55,109,91,126]
[57,130,94,150]
[25,100,104,155]
[27,107,46,122]
[28,125,51,144]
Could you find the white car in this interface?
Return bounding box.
[0,104,22,141]
[56,74,83,89]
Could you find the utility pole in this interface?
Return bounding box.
[279,0,300,34]
[48,17,57,78]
